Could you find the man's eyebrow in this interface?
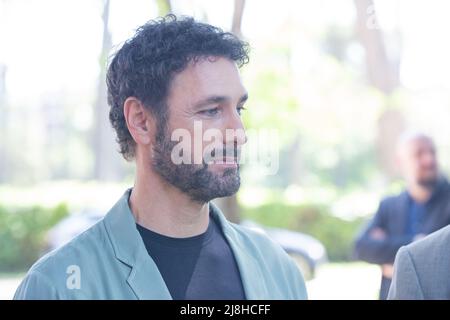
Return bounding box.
[193,93,248,109]
[193,95,229,110]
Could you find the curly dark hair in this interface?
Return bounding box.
[106,14,250,160]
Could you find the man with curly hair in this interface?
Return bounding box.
[14,15,307,300]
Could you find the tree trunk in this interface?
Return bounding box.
[354,0,404,179]
[0,64,7,183]
[231,0,246,38]
[354,0,399,93]
[156,0,172,16]
[92,0,124,181]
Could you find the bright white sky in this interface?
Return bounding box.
[1,0,450,105]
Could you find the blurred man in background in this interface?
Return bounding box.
[354,132,450,299]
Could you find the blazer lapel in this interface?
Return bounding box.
[103,191,270,299]
[103,189,172,300]
[210,202,269,299]
[126,246,172,300]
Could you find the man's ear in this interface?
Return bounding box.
[123,97,154,146]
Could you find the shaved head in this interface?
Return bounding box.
[397,132,434,156]
[396,131,439,189]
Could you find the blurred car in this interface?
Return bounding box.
[240,220,327,280]
[46,210,327,280]
[46,209,105,253]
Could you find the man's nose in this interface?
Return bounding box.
[224,111,247,146]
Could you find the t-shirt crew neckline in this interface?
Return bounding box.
[136,214,215,248]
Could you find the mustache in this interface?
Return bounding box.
[201,145,241,165]
[210,146,241,159]
[211,147,241,159]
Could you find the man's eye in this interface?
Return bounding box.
[237,106,247,115]
[199,108,219,116]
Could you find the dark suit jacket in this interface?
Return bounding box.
[354,177,450,265]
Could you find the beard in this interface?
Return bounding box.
[151,125,241,203]
[417,174,439,190]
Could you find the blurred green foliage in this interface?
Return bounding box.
[0,204,69,272]
[242,202,367,261]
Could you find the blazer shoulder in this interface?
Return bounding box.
[391,226,450,299]
[406,225,450,258]
[14,220,109,299]
[27,219,108,281]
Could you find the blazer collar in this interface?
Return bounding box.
[103,189,268,300]
[103,189,171,299]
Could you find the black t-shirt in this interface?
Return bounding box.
[136,213,246,300]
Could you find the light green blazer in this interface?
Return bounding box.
[14,190,307,300]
